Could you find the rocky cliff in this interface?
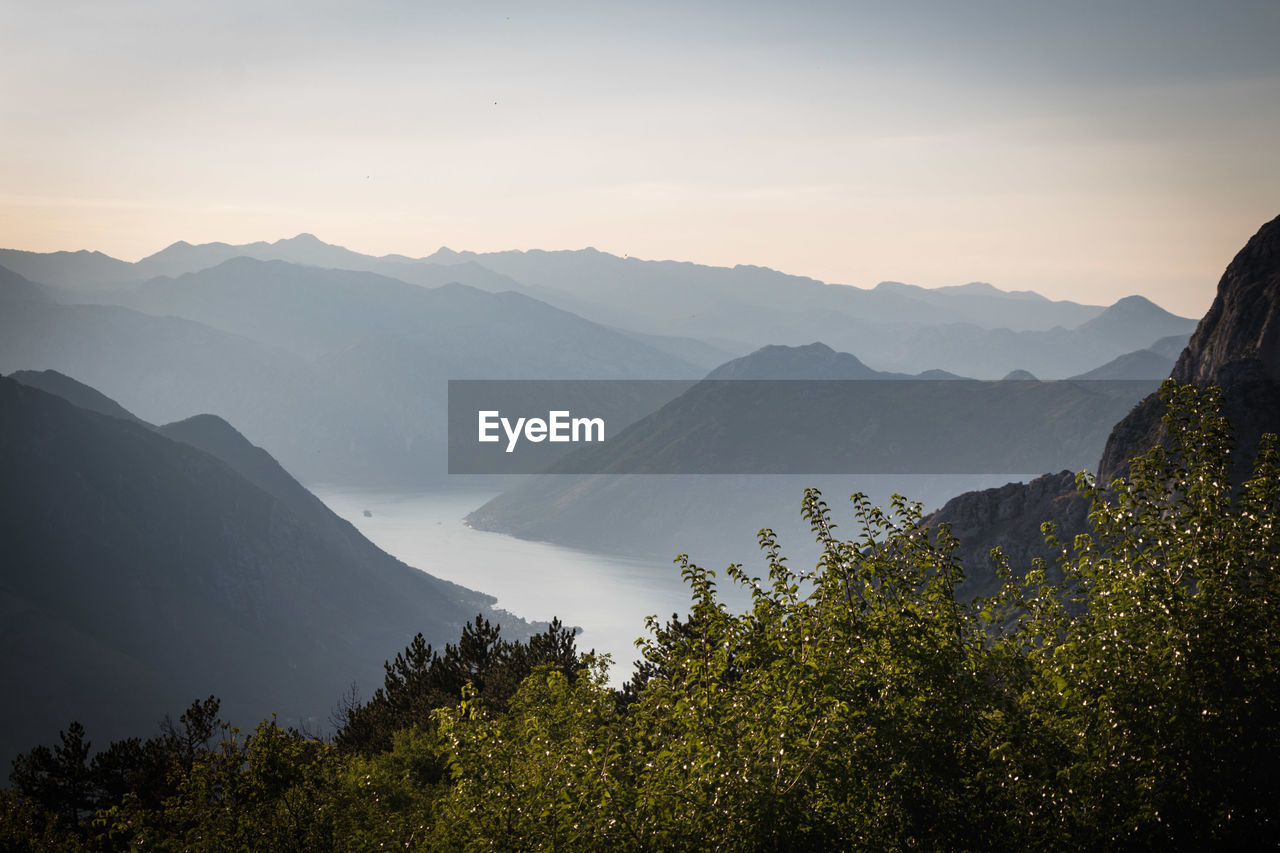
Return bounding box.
[933,213,1280,586]
[1098,213,1280,485]
[929,471,1089,597]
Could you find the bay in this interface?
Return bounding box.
[312,485,703,684]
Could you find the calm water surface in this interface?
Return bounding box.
[312,486,704,683]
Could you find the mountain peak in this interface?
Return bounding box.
[705,342,882,380]
[276,233,326,247]
[1098,212,1280,484]
[1173,212,1280,386]
[1076,292,1193,339]
[427,246,473,264]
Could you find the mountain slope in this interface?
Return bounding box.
[931,212,1280,585]
[0,258,704,484]
[8,368,149,425]
[0,375,498,765]
[465,343,1153,560]
[1068,348,1176,381]
[121,257,702,377]
[1098,212,1280,485]
[704,342,889,380]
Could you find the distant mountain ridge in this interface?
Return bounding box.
[0,259,703,485]
[465,342,1156,559]
[3,233,1195,377]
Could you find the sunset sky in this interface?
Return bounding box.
[3,0,1278,317]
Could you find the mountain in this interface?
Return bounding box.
[8,368,148,426]
[0,248,135,290]
[129,233,528,294]
[1098,212,1280,485]
[1148,333,1193,360]
[0,374,501,766]
[611,328,745,372]
[0,258,703,485]
[930,212,1280,586]
[1074,295,1193,348]
[0,265,311,433]
[120,258,701,375]
[0,235,525,295]
[1068,348,1176,380]
[873,280,1101,330]
[705,342,889,380]
[925,471,1091,599]
[870,300,1198,378]
[464,343,1154,561]
[7,235,1192,379]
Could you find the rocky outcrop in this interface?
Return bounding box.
[927,471,1089,596]
[931,213,1280,589]
[1098,213,1280,484]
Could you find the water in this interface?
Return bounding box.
[312,486,702,684]
[313,474,1036,686]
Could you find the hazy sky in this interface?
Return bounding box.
[3,0,1278,316]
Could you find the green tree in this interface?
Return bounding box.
[1014,381,1280,846]
[335,615,583,757]
[9,722,94,832]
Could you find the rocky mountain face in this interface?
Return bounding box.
[927,472,1090,598]
[933,213,1280,586]
[1098,213,1280,485]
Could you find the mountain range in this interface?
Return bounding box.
[0,259,702,485]
[3,233,1195,377]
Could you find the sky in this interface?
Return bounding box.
[2,0,1278,317]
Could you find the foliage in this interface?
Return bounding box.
[1013,382,1280,846]
[334,615,583,757]
[5,381,1277,849]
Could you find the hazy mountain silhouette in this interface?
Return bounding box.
[8,368,149,425]
[706,342,895,380]
[0,258,704,484]
[872,280,1101,329]
[465,343,1154,560]
[121,258,700,375]
[1069,348,1176,380]
[0,265,311,436]
[1148,333,1194,360]
[870,300,1196,378]
[0,248,135,290]
[0,373,501,766]
[6,234,1194,378]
